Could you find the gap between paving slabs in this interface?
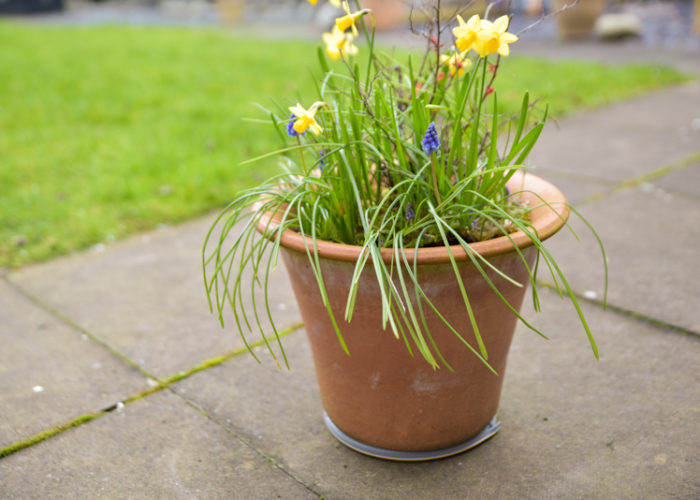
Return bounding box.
[166,382,325,499]
[173,384,325,499]
[0,277,305,459]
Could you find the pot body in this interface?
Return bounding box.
[282,245,536,451]
[553,0,606,38]
[267,172,569,452]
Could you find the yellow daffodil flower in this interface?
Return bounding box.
[473,15,518,57]
[452,14,481,53]
[308,0,318,4]
[289,102,327,136]
[322,25,359,60]
[335,1,370,37]
[440,51,472,76]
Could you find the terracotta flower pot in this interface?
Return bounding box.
[553,0,606,39]
[261,172,568,459]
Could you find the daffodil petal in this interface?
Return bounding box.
[289,104,305,116]
[343,42,358,57]
[311,124,323,136]
[326,46,341,59]
[493,15,510,33]
[309,101,326,114]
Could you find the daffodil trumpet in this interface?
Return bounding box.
[288,102,328,136]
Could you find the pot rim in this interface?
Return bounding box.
[257,171,569,264]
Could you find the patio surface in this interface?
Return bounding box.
[1,21,700,500]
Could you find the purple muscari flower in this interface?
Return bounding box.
[318,150,326,172]
[405,202,415,222]
[287,114,305,137]
[421,122,440,154]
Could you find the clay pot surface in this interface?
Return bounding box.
[261,172,569,452]
[553,0,607,38]
[359,0,406,31]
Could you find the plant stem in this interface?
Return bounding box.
[296,136,307,172]
[430,154,442,205]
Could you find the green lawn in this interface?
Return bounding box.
[0,22,689,268]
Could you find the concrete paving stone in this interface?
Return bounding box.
[528,82,700,183]
[172,294,700,499]
[513,40,700,75]
[0,281,149,450]
[8,215,301,379]
[0,390,319,499]
[525,167,615,205]
[539,185,700,333]
[650,159,700,199]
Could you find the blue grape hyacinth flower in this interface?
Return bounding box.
[405,202,415,223]
[421,122,441,154]
[318,150,326,172]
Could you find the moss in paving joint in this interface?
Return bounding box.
[113,321,305,406]
[0,323,305,459]
[161,321,305,385]
[538,281,700,339]
[582,152,700,205]
[0,412,104,459]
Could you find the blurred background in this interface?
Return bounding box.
[1,0,698,48]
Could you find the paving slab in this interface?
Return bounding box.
[172,292,700,499]
[528,81,700,183]
[8,215,300,379]
[0,390,318,499]
[0,280,150,450]
[540,184,700,333]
